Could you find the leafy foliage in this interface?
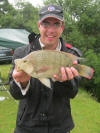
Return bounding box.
[83,50,100,101]
[0,0,39,32]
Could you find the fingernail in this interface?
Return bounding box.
[71,67,75,70]
[53,74,57,78]
[61,67,64,70]
[66,67,69,70]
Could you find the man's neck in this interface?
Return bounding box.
[43,44,57,50]
[39,38,61,50]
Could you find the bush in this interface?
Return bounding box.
[81,49,100,101]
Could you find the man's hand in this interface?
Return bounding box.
[53,61,79,82]
[12,67,31,88]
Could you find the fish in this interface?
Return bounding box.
[15,50,94,88]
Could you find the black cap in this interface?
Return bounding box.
[39,4,64,22]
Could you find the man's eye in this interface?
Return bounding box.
[42,21,49,26]
[54,22,60,27]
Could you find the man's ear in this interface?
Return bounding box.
[62,24,64,31]
[60,24,64,34]
[37,21,41,28]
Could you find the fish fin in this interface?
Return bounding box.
[75,64,94,79]
[36,66,49,74]
[64,52,84,62]
[39,78,52,89]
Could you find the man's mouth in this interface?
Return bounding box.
[47,35,56,39]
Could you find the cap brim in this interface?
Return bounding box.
[39,14,64,22]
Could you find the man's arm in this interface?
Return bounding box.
[9,46,31,99]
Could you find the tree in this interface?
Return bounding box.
[0,0,18,28]
[0,0,39,32]
[15,2,39,32]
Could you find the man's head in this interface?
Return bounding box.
[39,4,64,22]
[38,4,64,49]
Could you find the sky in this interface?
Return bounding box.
[8,0,44,7]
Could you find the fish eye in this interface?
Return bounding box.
[23,60,27,63]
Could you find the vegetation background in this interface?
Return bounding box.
[0,0,100,100]
[0,0,100,132]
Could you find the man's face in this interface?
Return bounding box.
[38,18,64,49]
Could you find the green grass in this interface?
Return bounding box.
[71,89,100,133]
[0,63,17,133]
[0,64,12,82]
[0,64,100,133]
[0,88,100,133]
[0,91,18,133]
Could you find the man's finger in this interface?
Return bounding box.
[61,67,68,81]
[71,67,79,77]
[65,67,73,80]
[73,60,78,65]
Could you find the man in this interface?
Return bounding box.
[9,4,82,133]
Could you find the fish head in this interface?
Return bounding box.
[15,58,34,75]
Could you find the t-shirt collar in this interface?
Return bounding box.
[39,38,61,51]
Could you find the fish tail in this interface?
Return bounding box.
[75,64,94,79]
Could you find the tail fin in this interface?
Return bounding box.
[75,64,94,79]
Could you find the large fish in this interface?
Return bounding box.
[15,50,94,87]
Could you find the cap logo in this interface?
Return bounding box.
[48,6,55,11]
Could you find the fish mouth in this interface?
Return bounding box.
[15,59,20,66]
[14,59,22,71]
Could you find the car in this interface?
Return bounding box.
[0,46,14,63]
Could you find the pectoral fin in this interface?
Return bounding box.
[39,78,52,89]
[36,66,49,74]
